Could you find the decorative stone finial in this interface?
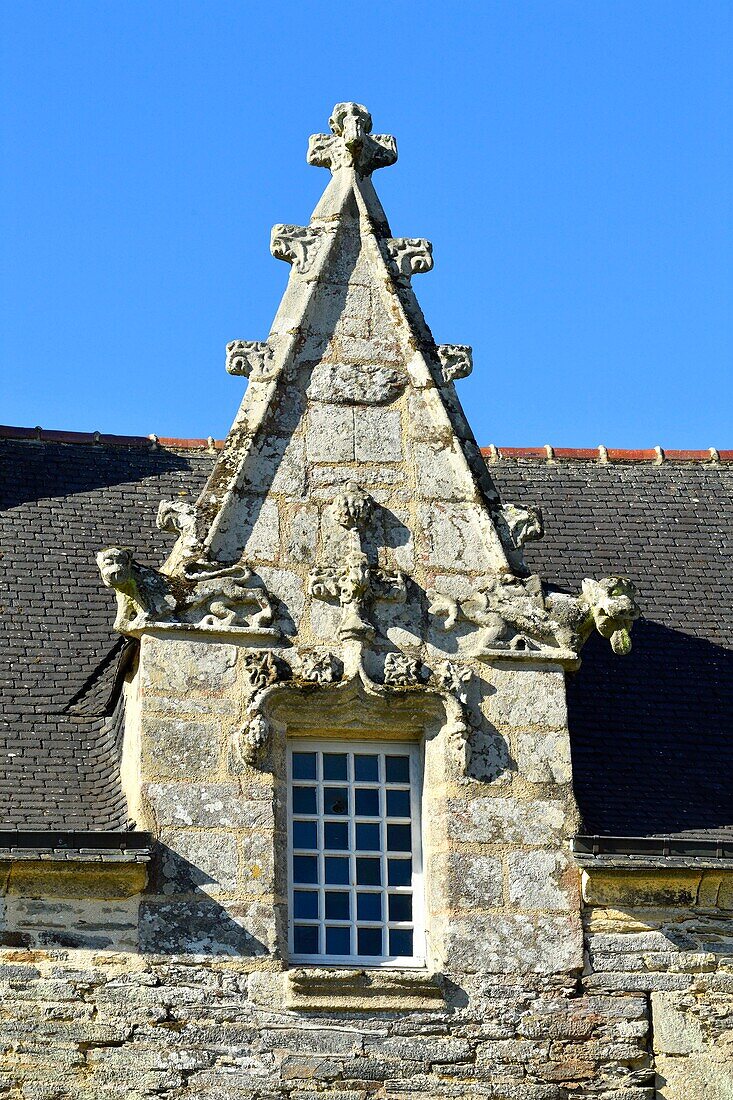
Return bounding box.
[307,102,397,176]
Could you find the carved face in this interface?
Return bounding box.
[329,102,372,144]
[96,547,133,589]
[332,483,372,531]
[339,552,370,605]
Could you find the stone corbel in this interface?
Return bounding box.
[385,238,434,284]
[307,102,397,176]
[225,340,277,382]
[437,344,473,383]
[270,224,327,275]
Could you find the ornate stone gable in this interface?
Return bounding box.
[97,102,638,674]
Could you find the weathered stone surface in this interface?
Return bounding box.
[507,850,577,911]
[141,719,219,778]
[446,797,568,846]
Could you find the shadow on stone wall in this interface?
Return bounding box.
[139,846,270,956]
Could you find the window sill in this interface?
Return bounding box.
[284,966,445,1012]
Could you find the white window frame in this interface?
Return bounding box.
[287,737,425,968]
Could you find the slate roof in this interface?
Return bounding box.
[1,430,731,839]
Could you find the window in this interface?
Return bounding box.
[287,739,424,967]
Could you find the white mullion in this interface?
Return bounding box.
[348,749,356,957]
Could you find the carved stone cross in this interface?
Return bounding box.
[307,102,397,176]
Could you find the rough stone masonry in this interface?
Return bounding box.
[1,103,731,1099]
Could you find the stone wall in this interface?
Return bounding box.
[583,865,733,1100]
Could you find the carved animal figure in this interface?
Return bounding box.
[96,548,176,633]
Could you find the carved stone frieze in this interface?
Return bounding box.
[383,652,423,687]
[437,345,473,383]
[429,572,640,661]
[307,102,397,176]
[96,549,279,639]
[306,362,406,405]
[225,340,276,382]
[270,224,326,275]
[308,482,406,642]
[385,238,434,284]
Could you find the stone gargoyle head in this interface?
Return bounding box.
[581,576,640,655]
[96,547,135,595]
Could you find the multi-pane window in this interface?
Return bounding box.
[287,740,423,967]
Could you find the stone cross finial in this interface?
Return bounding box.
[307,102,397,175]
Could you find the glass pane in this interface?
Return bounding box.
[355,822,380,851]
[356,857,381,886]
[389,928,413,957]
[388,858,412,886]
[354,754,379,781]
[293,890,319,919]
[324,856,349,885]
[292,752,317,780]
[292,786,317,814]
[388,893,412,922]
[357,927,382,956]
[292,819,317,849]
[293,855,318,884]
[324,821,349,850]
[325,926,351,955]
[294,924,319,954]
[357,892,382,921]
[385,755,410,783]
[355,788,379,816]
[324,891,350,920]
[387,823,412,852]
[324,787,349,815]
[386,789,411,818]
[323,753,348,781]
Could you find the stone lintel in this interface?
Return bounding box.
[284,966,445,1012]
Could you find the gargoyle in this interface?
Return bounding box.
[96,548,177,634]
[429,573,639,658]
[97,547,275,636]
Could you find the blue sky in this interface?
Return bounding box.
[1,1,731,446]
